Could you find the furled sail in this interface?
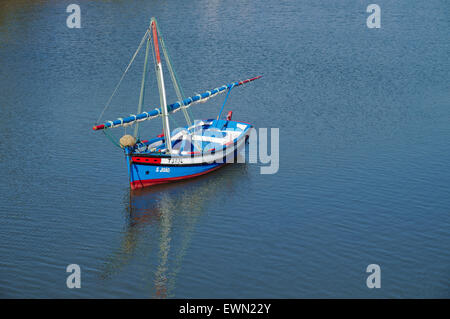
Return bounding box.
[92,76,261,131]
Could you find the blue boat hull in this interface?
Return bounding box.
[125,119,252,189]
[128,160,225,189]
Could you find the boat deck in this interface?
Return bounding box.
[133,119,252,156]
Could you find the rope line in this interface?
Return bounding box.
[103,129,122,149]
[96,29,150,124]
[217,84,234,120]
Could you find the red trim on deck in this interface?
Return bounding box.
[237,121,253,126]
[130,164,225,189]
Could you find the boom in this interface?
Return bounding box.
[92,76,262,131]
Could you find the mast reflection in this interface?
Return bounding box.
[101,160,248,298]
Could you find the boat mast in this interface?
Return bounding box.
[151,17,172,153]
[134,23,152,138]
[155,21,192,127]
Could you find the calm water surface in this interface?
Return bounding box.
[0,0,449,298]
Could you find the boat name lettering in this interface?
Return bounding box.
[168,158,183,164]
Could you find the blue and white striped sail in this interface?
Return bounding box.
[93,76,261,131]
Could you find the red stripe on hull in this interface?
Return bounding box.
[132,156,162,164]
[130,164,225,190]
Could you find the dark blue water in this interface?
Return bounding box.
[0,0,449,298]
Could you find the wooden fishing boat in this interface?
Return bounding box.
[93,18,261,189]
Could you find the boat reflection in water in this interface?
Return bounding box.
[100,157,248,298]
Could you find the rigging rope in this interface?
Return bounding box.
[217,84,234,120]
[103,129,122,149]
[96,29,150,124]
